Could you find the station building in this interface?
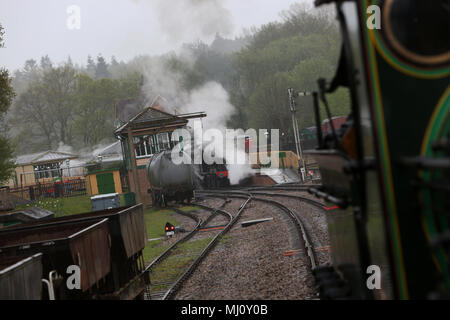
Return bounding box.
[6,150,79,189]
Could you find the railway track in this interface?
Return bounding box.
[143,196,251,300]
[193,187,333,299]
[246,190,331,266]
[212,182,322,193]
[143,207,202,300]
[245,184,322,192]
[196,189,320,271]
[248,191,325,209]
[145,185,328,300]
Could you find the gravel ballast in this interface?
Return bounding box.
[172,194,327,300]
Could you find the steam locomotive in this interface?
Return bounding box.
[307,0,449,299]
[146,150,230,207]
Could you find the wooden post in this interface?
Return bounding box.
[127,127,141,204]
[20,172,23,199]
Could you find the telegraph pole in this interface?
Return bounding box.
[288,88,305,182]
[297,91,311,180]
[288,88,313,182]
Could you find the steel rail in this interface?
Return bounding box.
[251,195,317,269]
[196,190,318,270]
[145,203,228,300]
[197,183,322,193]
[144,208,203,274]
[244,185,321,192]
[248,191,326,210]
[162,193,252,300]
[197,200,231,228]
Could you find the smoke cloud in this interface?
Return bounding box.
[130,0,253,185]
[138,54,254,185]
[152,0,235,44]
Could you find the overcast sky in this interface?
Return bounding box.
[0,0,311,71]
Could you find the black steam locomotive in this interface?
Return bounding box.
[307,0,449,299]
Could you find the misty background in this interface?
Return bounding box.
[0,0,350,161]
[0,0,308,71]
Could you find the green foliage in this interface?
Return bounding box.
[0,24,3,47]
[231,5,349,149]
[0,135,15,184]
[0,68,15,115]
[12,64,77,149]
[6,5,349,156]
[0,23,15,184]
[86,55,96,78]
[142,206,200,263]
[14,82,54,150]
[42,65,78,145]
[12,61,143,152]
[95,55,111,79]
[73,72,141,147]
[16,194,127,217]
[165,52,205,91]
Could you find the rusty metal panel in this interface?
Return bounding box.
[119,205,147,257]
[140,207,148,250]
[1,205,147,259]
[120,211,133,257]
[133,205,147,252]
[0,253,42,300]
[68,219,111,292]
[0,220,95,248]
[0,204,146,294]
[0,219,111,293]
[129,208,140,255]
[91,226,108,285]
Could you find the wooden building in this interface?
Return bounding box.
[85,141,125,196]
[114,100,205,206]
[7,151,79,188]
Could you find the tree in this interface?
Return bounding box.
[230,5,346,141]
[86,55,96,78]
[73,72,143,148]
[40,55,53,71]
[11,56,143,152]
[0,68,15,115]
[95,54,111,79]
[14,82,56,149]
[40,64,78,145]
[6,5,348,158]
[0,24,16,183]
[110,55,119,68]
[73,74,115,146]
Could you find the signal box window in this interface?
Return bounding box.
[134,132,173,158]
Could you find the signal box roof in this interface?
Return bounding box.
[114,105,206,137]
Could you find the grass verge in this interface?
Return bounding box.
[142,205,200,264]
[14,194,127,217]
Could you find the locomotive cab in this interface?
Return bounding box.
[307,0,450,300]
